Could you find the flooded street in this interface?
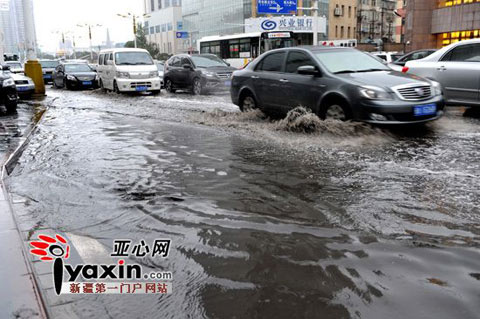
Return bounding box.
[5,89,480,319]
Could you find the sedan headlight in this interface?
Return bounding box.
[201,70,216,77]
[359,86,393,100]
[67,75,76,81]
[116,71,130,78]
[149,71,159,78]
[431,81,442,96]
[2,78,15,87]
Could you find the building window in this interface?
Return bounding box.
[335,25,338,37]
[348,6,351,18]
[341,26,344,38]
[348,27,351,38]
[165,0,170,7]
[341,5,345,16]
[150,0,155,12]
[155,25,160,33]
[162,24,166,32]
[441,30,480,46]
[150,27,155,34]
[167,23,173,31]
[158,0,162,9]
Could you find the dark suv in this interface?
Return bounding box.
[0,65,18,113]
[164,54,236,95]
[231,47,445,124]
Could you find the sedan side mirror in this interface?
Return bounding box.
[297,65,321,76]
[183,64,193,70]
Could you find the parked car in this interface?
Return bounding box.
[0,65,19,113]
[11,73,35,98]
[156,61,164,87]
[404,39,480,107]
[164,54,236,95]
[39,59,60,84]
[97,48,161,94]
[5,61,23,74]
[371,51,403,63]
[53,62,98,90]
[231,47,445,124]
[389,49,436,71]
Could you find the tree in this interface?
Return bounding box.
[125,23,160,59]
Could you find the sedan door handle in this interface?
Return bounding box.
[437,66,447,71]
[251,75,259,79]
[279,79,289,83]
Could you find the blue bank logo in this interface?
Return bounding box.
[261,20,277,31]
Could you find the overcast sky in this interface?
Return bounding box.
[34,0,144,52]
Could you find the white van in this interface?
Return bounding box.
[97,48,161,94]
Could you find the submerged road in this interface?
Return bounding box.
[4,88,480,319]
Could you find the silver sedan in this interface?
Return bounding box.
[404,39,480,107]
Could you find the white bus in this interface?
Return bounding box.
[198,31,303,69]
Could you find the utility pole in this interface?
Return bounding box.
[22,0,45,95]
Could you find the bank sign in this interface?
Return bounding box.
[245,16,327,34]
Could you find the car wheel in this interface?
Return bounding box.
[240,93,257,112]
[322,102,351,121]
[114,81,120,94]
[64,79,71,90]
[192,78,203,95]
[99,79,107,92]
[165,79,175,93]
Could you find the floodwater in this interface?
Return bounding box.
[6,89,480,319]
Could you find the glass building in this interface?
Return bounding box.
[182,0,328,47]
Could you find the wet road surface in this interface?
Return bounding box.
[5,89,480,319]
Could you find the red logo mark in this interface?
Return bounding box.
[30,234,70,262]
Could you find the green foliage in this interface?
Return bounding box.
[124,23,163,59]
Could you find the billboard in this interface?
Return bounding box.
[245,16,327,34]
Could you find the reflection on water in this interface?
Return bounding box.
[6,91,480,319]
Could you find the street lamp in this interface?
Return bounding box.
[117,13,150,48]
[77,23,102,61]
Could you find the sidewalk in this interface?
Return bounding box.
[0,182,45,318]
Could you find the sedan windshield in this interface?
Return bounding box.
[40,61,59,68]
[315,50,390,74]
[191,55,227,68]
[8,63,22,69]
[65,64,92,72]
[115,52,154,65]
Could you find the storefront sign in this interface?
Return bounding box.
[245,16,327,34]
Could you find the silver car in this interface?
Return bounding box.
[404,39,480,107]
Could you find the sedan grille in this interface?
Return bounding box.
[395,85,432,101]
[130,73,151,79]
[217,72,232,79]
[78,76,94,81]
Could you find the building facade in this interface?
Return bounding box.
[182,0,329,48]
[405,0,480,51]
[328,0,357,40]
[0,0,36,61]
[143,0,184,54]
[357,0,397,43]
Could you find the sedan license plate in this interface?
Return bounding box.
[17,86,29,91]
[82,81,93,86]
[414,103,436,117]
[224,80,231,86]
[136,86,148,92]
[44,75,52,79]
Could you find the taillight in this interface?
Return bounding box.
[402,66,409,73]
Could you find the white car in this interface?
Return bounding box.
[96,48,161,94]
[371,51,403,64]
[404,39,480,107]
[5,61,24,74]
[11,73,35,98]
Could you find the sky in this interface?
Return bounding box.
[33,0,145,53]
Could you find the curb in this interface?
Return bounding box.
[1,102,51,319]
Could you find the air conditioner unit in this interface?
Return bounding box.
[334,7,342,16]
